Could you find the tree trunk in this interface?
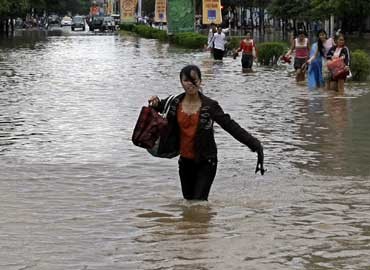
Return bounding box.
[249,7,253,30]
[358,16,365,37]
[259,8,264,33]
[5,18,10,36]
[10,17,15,34]
[0,19,3,35]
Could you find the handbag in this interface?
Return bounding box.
[327,58,349,80]
[132,95,178,158]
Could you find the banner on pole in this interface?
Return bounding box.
[202,0,222,25]
[167,0,194,33]
[154,0,167,23]
[121,0,138,23]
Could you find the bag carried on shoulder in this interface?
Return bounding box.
[132,95,178,158]
[327,58,349,80]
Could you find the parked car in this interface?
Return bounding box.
[89,16,116,32]
[101,16,115,31]
[111,14,120,27]
[48,14,60,26]
[89,16,104,31]
[71,16,85,31]
[61,16,72,26]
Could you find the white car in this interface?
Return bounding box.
[61,16,72,26]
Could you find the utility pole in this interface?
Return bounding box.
[228,6,231,36]
[330,15,334,37]
[138,0,142,18]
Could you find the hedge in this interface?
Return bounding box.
[169,32,207,49]
[257,42,287,65]
[119,24,207,49]
[350,49,370,81]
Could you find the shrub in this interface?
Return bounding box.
[228,37,241,50]
[171,32,207,49]
[119,23,135,32]
[257,42,287,65]
[133,25,151,38]
[119,24,206,49]
[350,49,370,81]
[151,28,168,41]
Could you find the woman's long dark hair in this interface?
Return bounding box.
[317,29,327,57]
[180,65,202,86]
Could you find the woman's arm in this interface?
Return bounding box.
[207,35,216,49]
[236,40,243,53]
[211,101,262,152]
[341,47,350,66]
[307,45,319,64]
[148,96,171,113]
[326,47,335,60]
[285,39,295,56]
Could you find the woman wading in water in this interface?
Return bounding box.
[148,65,265,201]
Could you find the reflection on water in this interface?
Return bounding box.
[0,31,370,270]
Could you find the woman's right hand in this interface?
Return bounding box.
[255,146,265,175]
[148,96,160,107]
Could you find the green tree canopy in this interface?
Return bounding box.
[0,0,90,17]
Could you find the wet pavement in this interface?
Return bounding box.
[0,29,370,270]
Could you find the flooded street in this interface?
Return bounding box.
[1,30,370,270]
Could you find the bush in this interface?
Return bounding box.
[129,25,168,41]
[119,23,135,32]
[350,49,370,81]
[151,28,168,41]
[170,32,207,49]
[257,42,287,65]
[119,24,207,49]
[228,37,241,50]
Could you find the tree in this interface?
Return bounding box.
[310,0,370,35]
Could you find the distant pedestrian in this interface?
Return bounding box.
[326,33,350,93]
[285,29,310,83]
[206,23,217,51]
[307,29,335,90]
[208,26,227,60]
[233,31,257,72]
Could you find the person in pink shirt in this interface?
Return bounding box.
[285,29,311,83]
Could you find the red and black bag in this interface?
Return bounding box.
[327,58,349,80]
[132,95,178,158]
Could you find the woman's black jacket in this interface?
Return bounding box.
[155,92,262,162]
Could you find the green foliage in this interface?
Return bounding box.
[350,50,370,81]
[0,0,90,17]
[268,0,311,20]
[228,37,242,50]
[257,42,287,65]
[169,32,207,49]
[120,25,207,49]
[130,25,168,41]
[141,0,155,16]
[119,23,135,32]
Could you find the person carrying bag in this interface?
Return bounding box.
[132,95,178,158]
[143,65,265,201]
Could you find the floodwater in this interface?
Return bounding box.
[0,29,370,270]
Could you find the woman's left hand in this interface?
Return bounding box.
[255,147,265,175]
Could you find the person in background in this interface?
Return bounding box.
[148,65,265,201]
[233,31,257,72]
[307,29,336,90]
[208,26,227,60]
[207,23,217,50]
[326,33,350,93]
[285,29,310,83]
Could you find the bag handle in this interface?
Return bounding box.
[162,95,175,118]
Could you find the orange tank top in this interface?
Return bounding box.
[177,104,200,160]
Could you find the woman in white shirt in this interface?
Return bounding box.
[208,26,227,60]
